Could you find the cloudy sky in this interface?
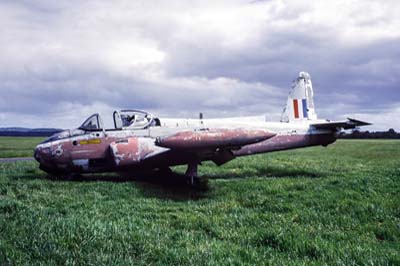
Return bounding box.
[0,0,399,130]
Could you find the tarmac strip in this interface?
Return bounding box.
[0,157,35,163]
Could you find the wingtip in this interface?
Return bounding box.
[346,117,372,126]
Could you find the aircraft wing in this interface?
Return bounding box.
[311,118,371,130]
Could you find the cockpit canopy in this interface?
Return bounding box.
[79,113,104,131]
[41,110,160,144]
[78,110,160,131]
[113,110,157,129]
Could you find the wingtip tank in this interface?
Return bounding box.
[156,128,276,149]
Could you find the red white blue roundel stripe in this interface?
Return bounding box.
[293,99,308,119]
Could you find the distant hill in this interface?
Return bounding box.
[0,127,63,137]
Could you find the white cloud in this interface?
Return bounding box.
[0,0,398,131]
[347,104,400,132]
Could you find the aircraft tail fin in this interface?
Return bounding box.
[281,72,318,122]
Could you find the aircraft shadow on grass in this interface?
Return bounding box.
[16,169,208,201]
[20,167,324,201]
[40,166,322,182]
[206,165,324,180]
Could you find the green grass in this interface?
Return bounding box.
[0,137,44,158]
[0,139,399,265]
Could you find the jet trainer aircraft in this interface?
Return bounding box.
[34,72,370,183]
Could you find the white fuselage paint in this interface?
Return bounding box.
[155,116,331,137]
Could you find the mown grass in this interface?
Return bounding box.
[0,139,399,265]
[0,137,44,158]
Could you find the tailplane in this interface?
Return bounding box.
[281,72,318,122]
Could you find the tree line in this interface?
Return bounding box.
[339,128,400,139]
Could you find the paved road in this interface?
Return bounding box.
[0,157,35,163]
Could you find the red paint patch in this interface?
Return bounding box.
[293,99,299,118]
[110,137,140,166]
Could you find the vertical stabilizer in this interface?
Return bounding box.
[281,72,318,122]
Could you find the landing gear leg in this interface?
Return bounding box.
[185,161,198,185]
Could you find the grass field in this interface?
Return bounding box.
[0,137,44,158]
[0,139,399,265]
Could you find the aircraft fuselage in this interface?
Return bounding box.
[34,117,335,175]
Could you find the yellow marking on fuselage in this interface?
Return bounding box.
[79,139,101,145]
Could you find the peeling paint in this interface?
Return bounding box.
[53,144,64,157]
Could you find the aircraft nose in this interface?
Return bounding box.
[34,144,51,163]
[34,145,42,163]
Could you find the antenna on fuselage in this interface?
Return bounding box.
[199,112,204,125]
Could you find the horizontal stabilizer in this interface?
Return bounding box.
[156,128,276,150]
[311,118,371,130]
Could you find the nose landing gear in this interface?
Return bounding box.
[185,161,198,185]
[185,161,208,189]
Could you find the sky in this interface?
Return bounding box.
[0,0,399,130]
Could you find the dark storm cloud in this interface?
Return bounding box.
[164,0,399,118]
[0,0,399,129]
[164,25,400,110]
